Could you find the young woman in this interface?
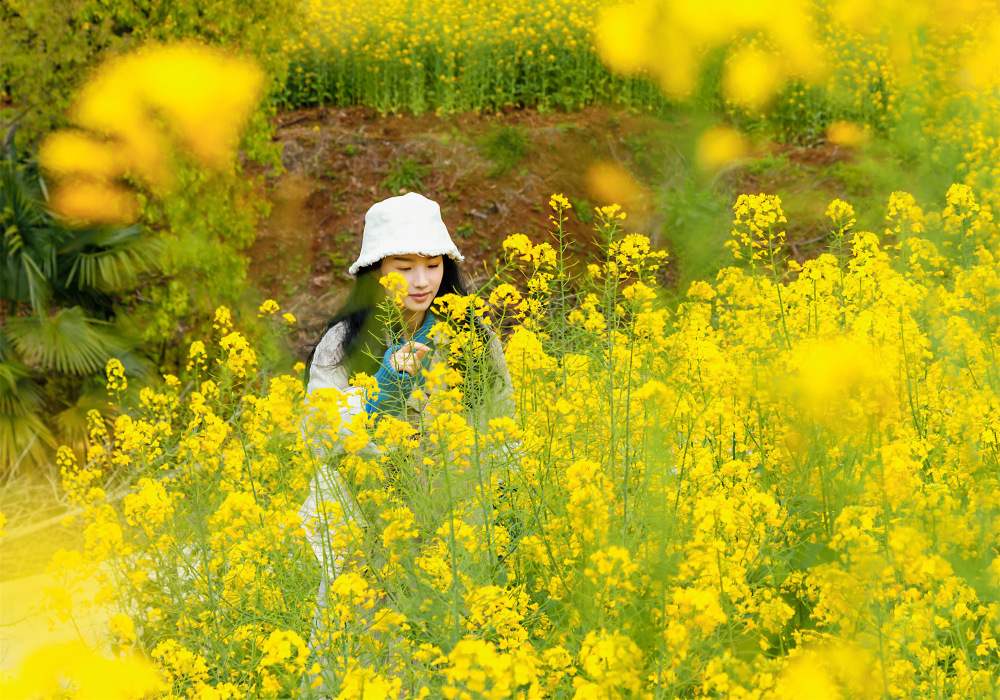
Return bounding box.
[305,191,512,427]
[298,192,516,687]
[298,195,515,655]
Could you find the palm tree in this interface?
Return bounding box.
[1,140,161,476]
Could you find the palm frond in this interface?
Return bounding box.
[0,359,47,416]
[0,155,59,252]
[65,241,161,291]
[60,224,162,290]
[6,307,128,374]
[0,161,47,235]
[19,250,53,312]
[1,153,60,311]
[0,412,56,475]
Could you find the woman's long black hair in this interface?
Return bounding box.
[307,257,504,405]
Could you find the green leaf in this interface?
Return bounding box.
[0,412,56,474]
[59,224,161,291]
[6,307,127,375]
[0,360,47,417]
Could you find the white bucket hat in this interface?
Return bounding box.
[348,192,464,276]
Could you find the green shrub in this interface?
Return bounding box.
[381,158,428,195]
[478,126,531,178]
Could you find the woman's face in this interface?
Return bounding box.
[378,254,445,317]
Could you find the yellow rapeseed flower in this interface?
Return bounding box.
[380,272,409,305]
[827,120,868,147]
[723,47,784,109]
[259,299,281,315]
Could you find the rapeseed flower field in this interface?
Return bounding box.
[2,1,999,698]
[283,0,655,113]
[9,187,999,697]
[281,0,997,144]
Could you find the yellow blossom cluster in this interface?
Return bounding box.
[727,193,789,265]
[105,357,128,394]
[379,272,409,306]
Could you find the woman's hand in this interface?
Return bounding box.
[389,341,431,376]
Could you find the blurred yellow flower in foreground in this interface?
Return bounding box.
[827,120,868,148]
[595,0,823,100]
[133,46,264,169]
[961,26,1000,90]
[0,642,162,699]
[39,131,125,181]
[585,161,645,214]
[773,644,879,700]
[49,181,140,226]
[695,126,749,172]
[785,335,897,430]
[594,0,994,113]
[724,47,784,109]
[593,2,658,75]
[71,43,264,176]
[41,43,264,226]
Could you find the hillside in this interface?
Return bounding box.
[250,106,870,345]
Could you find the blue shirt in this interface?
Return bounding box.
[364,312,437,416]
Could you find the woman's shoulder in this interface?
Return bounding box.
[308,321,352,394]
[313,321,349,364]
